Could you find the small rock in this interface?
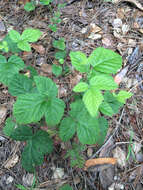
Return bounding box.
[113,147,126,168]
[0,21,6,32]
[36,57,46,66]
[136,152,143,162]
[90,23,102,33]
[22,173,34,187]
[132,142,142,155]
[113,18,122,28]
[0,106,7,124]
[6,176,14,185]
[81,27,88,34]
[108,183,124,190]
[51,167,65,179]
[122,24,129,35]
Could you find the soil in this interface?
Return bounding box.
[0,0,143,190]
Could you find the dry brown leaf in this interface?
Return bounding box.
[84,158,117,170]
[31,44,45,55]
[0,105,7,124]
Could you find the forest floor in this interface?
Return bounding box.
[0,0,143,190]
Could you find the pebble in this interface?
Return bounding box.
[113,18,122,28]
[22,173,34,187]
[6,176,14,185]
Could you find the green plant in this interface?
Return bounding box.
[8,28,42,51]
[24,1,36,12]
[59,184,73,190]
[65,143,85,168]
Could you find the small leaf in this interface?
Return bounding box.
[52,64,62,77]
[40,0,52,5]
[34,76,57,97]
[99,101,114,116]
[18,40,31,51]
[83,88,103,117]
[114,90,133,103]
[70,51,90,73]
[10,126,33,141]
[24,2,35,12]
[59,184,73,190]
[48,24,57,32]
[3,117,15,136]
[59,117,76,141]
[53,38,65,50]
[90,75,118,90]
[8,74,33,96]
[21,29,42,42]
[88,47,122,74]
[54,50,66,60]
[13,93,47,124]
[45,98,65,126]
[22,130,53,172]
[73,82,89,92]
[9,30,21,43]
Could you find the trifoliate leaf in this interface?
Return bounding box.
[0,55,25,85]
[69,51,90,73]
[9,30,21,43]
[59,117,76,141]
[22,130,53,172]
[18,40,31,51]
[3,117,15,137]
[114,90,133,103]
[45,98,65,126]
[21,29,42,42]
[52,64,62,77]
[34,76,57,97]
[13,93,47,124]
[88,47,122,74]
[83,88,103,117]
[52,38,65,50]
[8,74,33,96]
[10,126,33,141]
[90,75,118,90]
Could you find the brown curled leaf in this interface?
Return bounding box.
[84,157,117,170]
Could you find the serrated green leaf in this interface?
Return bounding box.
[9,30,21,43]
[10,126,33,141]
[90,75,118,90]
[18,40,31,51]
[3,117,15,136]
[55,50,66,60]
[52,64,62,77]
[13,93,47,124]
[59,117,76,141]
[99,101,114,116]
[22,130,53,172]
[24,2,35,12]
[8,74,33,96]
[73,82,89,92]
[77,116,99,144]
[88,47,122,74]
[114,90,133,103]
[53,38,65,50]
[69,51,90,73]
[21,29,42,42]
[0,55,25,85]
[83,88,103,117]
[48,24,57,32]
[34,76,57,97]
[45,98,65,126]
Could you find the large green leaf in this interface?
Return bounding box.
[73,82,89,92]
[34,76,57,97]
[88,47,122,74]
[8,74,33,96]
[22,130,53,172]
[99,101,114,116]
[45,98,65,126]
[77,116,99,144]
[21,29,42,42]
[90,75,118,90]
[0,55,25,85]
[59,117,76,141]
[10,126,33,141]
[69,51,90,73]
[83,88,103,117]
[13,93,47,124]
[0,55,7,63]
